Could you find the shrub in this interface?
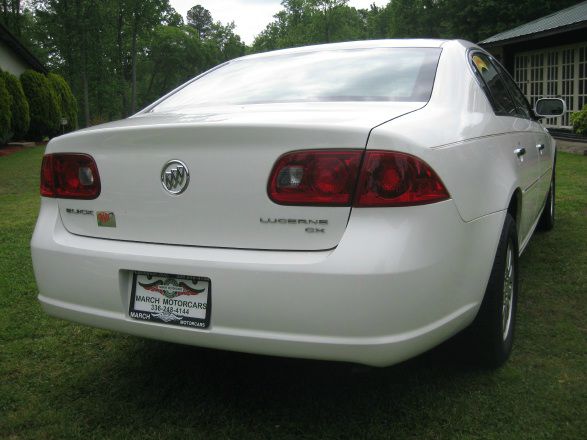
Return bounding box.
[1,70,30,140]
[20,70,60,140]
[0,75,12,145]
[48,73,78,133]
[570,105,587,135]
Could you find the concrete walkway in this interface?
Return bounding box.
[555,139,587,155]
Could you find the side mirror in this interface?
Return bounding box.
[534,98,566,118]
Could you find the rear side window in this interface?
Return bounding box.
[151,47,442,113]
[471,52,517,117]
[495,62,533,119]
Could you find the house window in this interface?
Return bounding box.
[514,43,587,128]
[529,53,544,107]
[579,46,587,110]
[515,55,529,97]
[561,48,574,127]
[545,51,559,126]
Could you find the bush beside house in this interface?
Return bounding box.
[20,69,60,140]
[0,76,12,145]
[570,105,587,135]
[1,70,30,140]
[0,69,76,145]
[48,73,78,133]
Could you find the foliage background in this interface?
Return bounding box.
[1,0,584,129]
[1,69,30,140]
[47,72,77,132]
[20,69,60,140]
[0,75,12,144]
[570,105,587,134]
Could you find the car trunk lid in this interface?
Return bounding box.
[53,102,423,250]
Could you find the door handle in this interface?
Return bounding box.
[514,147,526,157]
[536,144,545,151]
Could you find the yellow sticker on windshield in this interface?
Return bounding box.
[473,55,489,72]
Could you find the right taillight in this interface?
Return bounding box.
[354,151,449,207]
[40,153,101,199]
[267,149,449,207]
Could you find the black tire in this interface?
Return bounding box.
[469,213,519,368]
[538,170,555,231]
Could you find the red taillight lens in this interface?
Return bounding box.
[268,150,362,205]
[354,151,449,207]
[267,149,449,207]
[40,153,101,199]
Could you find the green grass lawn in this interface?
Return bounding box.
[1,147,586,440]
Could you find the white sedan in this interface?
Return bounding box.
[31,39,564,367]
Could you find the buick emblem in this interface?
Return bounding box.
[161,160,190,195]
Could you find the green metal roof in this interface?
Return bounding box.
[479,1,587,45]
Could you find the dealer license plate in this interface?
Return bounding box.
[129,272,211,328]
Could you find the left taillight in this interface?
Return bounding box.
[40,153,101,199]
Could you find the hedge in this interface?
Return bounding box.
[20,69,60,140]
[48,73,77,133]
[0,75,12,145]
[1,70,30,140]
[570,105,587,135]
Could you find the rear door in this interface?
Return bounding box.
[471,52,541,241]
[496,63,553,210]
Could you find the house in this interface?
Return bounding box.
[479,1,587,129]
[0,21,46,76]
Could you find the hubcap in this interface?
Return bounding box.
[502,243,515,340]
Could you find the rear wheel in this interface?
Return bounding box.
[469,213,519,368]
[538,172,555,231]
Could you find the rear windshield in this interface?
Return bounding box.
[150,47,442,112]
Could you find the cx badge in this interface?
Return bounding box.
[161,160,190,195]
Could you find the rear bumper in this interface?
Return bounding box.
[31,199,505,366]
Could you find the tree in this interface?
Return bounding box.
[383,0,442,39]
[162,5,183,26]
[435,0,586,42]
[125,0,169,114]
[311,0,349,42]
[0,0,22,36]
[187,4,213,39]
[0,70,29,140]
[208,21,246,62]
[253,0,366,50]
[32,0,108,126]
[20,70,60,139]
[48,73,77,133]
[0,75,12,145]
[138,25,206,104]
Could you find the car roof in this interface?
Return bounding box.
[239,39,475,62]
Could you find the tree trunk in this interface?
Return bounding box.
[130,17,138,114]
[13,0,20,36]
[116,0,126,117]
[82,52,90,127]
[82,72,90,127]
[146,67,157,98]
[1,1,7,24]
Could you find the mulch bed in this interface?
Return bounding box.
[0,143,46,157]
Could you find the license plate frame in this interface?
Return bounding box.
[129,271,211,329]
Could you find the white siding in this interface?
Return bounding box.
[0,40,30,76]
